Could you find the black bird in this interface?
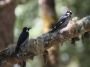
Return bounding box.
[15,27,31,54]
[49,10,72,33]
[15,27,31,67]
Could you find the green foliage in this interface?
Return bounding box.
[14,0,40,41]
[59,0,90,18]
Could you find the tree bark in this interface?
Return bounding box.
[0,0,20,67]
[0,0,16,51]
[39,0,57,32]
[39,0,60,67]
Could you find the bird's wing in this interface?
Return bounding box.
[17,32,28,46]
[57,15,71,29]
[20,37,29,51]
[15,32,29,53]
[52,15,69,29]
[54,15,69,27]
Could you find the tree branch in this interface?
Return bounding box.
[0,16,90,64]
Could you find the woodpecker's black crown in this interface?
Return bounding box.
[66,10,72,15]
[23,27,31,32]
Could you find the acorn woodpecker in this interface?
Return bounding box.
[49,10,72,33]
[15,27,31,54]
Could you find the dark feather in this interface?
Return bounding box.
[15,27,30,54]
[49,11,72,33]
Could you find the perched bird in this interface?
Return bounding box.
[49,10,72,33]
[15,27,31,67]
[15,27,31,54]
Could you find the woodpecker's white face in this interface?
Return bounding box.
[23,27,31,32]
[66,11,72,16]
[67,13,70,15]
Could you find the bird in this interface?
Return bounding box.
[49,10,72,33]
[15,27,31,67]
[15,27,31,55]
[0,27,31,66]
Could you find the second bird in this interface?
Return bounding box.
[49,10,72,33]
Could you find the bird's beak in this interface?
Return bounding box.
[70,12,72,15]
[28,27,31,31]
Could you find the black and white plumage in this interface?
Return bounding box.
[15,27,31,54]
[49,10,72,33]
[14,27,31,67]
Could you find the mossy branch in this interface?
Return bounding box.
[0,16,90,64]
